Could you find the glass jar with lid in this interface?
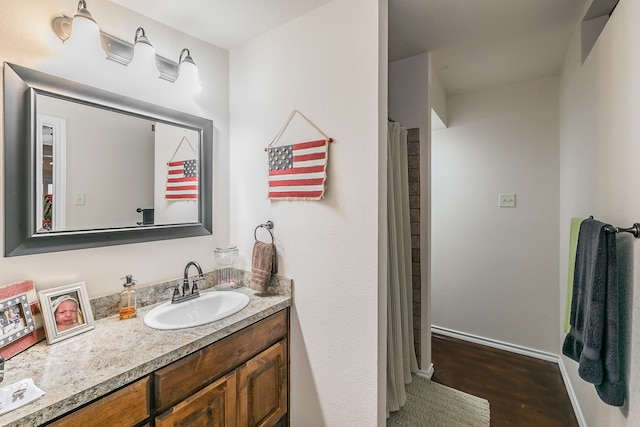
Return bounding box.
[213,246,239,290]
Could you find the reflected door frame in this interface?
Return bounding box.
[36,115,67,232]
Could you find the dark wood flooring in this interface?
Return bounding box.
[431,333,579,427]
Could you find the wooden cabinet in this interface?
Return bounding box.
[155,310,289,427]
[47,377,150,427]
[157,340,287,427]
[45,309,289,427]
[156,372,237,427]
[237,340,287,427]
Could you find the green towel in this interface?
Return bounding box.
[564,217,584,333]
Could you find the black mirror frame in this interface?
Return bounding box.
[3,62,213,256]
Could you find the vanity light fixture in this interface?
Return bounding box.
[70,0,98,37]
[176,48,202,92]
[129,27,160,78]
[51,2,201,86]
[61,0,103,57]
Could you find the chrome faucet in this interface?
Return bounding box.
[172,261,204,304]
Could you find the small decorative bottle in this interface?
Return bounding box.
[119,275,138,319]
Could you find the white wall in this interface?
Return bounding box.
[229,0,385,424]
[389,53,429,131]
[388,53,432,372]
[0,0,229,297]
[429,60,448,128]
[431,77,560,354]
[559,0,640,424]
[39,96,155,230]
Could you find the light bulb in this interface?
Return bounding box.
[63,0,104,61]
[129,27,160,78]
[176,48,202,93]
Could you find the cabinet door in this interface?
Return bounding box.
[154,310,287,413]
[237,340,287,427]
[156,372,236,427]
[48,377,149,427]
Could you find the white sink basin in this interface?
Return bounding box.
[144,291,250,330]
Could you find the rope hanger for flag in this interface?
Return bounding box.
[169,135,197,160]
[265,109,333,152]
[265,110,332,201]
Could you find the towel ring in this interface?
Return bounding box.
[254,221,274,243]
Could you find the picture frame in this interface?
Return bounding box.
[0,281,45,359]
[38,282,94,344]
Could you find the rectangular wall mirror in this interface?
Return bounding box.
[3,62,213,256]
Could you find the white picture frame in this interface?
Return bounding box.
[38,282,94,344]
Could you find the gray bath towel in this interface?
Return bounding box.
[562,219,624,406]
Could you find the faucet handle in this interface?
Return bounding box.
[171,285,181,301]
[191,279,200,295]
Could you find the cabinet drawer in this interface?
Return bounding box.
[156,372,237,427]
[47,376,149,427]
[155,310,287,411]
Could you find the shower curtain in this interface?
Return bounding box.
[387,121,418,414]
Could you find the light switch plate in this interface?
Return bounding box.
[499,193,516,207]
[75,192,86,206]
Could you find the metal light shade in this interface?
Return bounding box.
[74,0,96,24]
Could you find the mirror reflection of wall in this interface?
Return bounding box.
[36,94,201,232]
[38,95,158,232]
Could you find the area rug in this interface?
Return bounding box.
[387,375,490,426]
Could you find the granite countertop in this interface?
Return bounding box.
[0,282,291,427]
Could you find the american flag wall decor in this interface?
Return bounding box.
[166,159,199,200]
[268,139,329,200]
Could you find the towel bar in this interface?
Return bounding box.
[604,223,640,238]
[589,216,640,237]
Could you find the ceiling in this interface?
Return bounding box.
[108,0,333,50]
[389,0,589,95]
[109,0,589,96]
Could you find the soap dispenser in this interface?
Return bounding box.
[119,275,138,319]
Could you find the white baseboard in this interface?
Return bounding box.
[416,363,434,380]
[558,357,587,427]
[431,325,586,427]
[431,325,558,362]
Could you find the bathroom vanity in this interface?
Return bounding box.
[0,286,290,427]
[154,311,287,426]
